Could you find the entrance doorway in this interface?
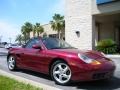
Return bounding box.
[94,13,120,48]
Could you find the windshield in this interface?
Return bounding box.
[42,38,74,49]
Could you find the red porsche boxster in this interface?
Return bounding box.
[7,37,116,85]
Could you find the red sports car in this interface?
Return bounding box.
[7,37,116,85]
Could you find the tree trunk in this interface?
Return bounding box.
[58,31,61,39]
[33,32,35,37]
[24,35,27,44]
[20,40,22,45]
[37,32,39,37]
[28,33,30,39]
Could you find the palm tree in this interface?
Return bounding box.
[21,22,33,43]
[24,22,33,38]
[33,25,36,37]
[50,14,65,39]
[15,34,22,45]
[21,26,27,43]
[34,23,44,37]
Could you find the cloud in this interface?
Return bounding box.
[0,20,20,43]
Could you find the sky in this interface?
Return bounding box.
[0,0,64,43]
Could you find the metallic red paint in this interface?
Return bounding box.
[8,38,116,82]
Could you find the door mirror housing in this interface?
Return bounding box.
[32,44,42,49]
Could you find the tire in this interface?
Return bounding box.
[7,55,17,71]
[51,60,72,85]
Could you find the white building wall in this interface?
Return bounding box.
[42,24,57,35]
[65,0,93,50]
[92,0,120,15]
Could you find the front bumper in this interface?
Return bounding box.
[72,70,114,81]
[70,60,116,81]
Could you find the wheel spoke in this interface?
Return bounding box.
[58,64,63,70]
[10,63,14,67]
[9,60,12,63]
[59,75,63,81]
[63,66,68,73]
[54,70,60,75]
[63,74,69,79]
[10,57,13,61]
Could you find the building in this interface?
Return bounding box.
[30,23,65,39]
[30,24,57,38]
[65,0,120,50]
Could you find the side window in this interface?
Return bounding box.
[25,39,40,49]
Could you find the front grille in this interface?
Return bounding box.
[92,72,108,79]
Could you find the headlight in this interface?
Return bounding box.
[78,53,93,63]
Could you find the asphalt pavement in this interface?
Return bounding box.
[0,48,120,90]
[0,48,8,56]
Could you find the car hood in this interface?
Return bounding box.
[52,49,104,59]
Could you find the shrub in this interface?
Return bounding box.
[96,39,118,54]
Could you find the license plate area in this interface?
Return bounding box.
[92,72,108,79]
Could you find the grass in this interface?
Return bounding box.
[0,75,42,90]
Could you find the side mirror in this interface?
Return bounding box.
[32,44,42,49]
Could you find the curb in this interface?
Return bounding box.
[0,69,62,90]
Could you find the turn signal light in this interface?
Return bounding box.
[90,60,101,65]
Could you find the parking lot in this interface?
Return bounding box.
[0,48,120,90]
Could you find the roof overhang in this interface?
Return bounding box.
[97,0,119,5]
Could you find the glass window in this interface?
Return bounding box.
[42,38,75,49]
[25,38,40,49]
[49,34,58,38]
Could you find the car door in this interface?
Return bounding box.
[20,38,46,72]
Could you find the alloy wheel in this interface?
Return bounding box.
[8,56,16,70]
[52,62,71,84]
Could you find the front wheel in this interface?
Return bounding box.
[51,61,72,85]
[7,55,17,71]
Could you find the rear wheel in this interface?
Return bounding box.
[7,55,17,71]
[51,60,71,85]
